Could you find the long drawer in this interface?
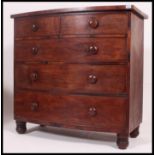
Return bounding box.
[15,37,127,62]
[15,63,127,94]
[15,91,127,132]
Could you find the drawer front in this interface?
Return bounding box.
[15,16,60,37]
[15,64,127,94]
[15,91,127,132]
[15,37,127,62]
[61,13,128,35]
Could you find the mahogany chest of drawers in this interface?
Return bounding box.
[11,5,148,149]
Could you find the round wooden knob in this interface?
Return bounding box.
[88,75,97,84]
[31,102,38,111]
[32,47,38,55]
[32,24,39,32]
[89,107,97,116]
[89,18,99,28]
[88,46,98,55]
[30,72,38,81]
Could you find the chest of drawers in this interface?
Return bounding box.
[11,5,148,149]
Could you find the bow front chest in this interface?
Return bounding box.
[11,5,148,149]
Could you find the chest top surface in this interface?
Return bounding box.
[11,5,148,19]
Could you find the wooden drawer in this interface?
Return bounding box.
[15,91,127,132]
[61,13,128,35]
[15,37,127,62]
[15,16,59,38]
[15,63,127,94]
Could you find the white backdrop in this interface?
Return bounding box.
[3,2,152,153]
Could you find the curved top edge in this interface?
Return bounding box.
[10,5,148,19]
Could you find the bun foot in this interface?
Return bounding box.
[130,126,139,138]
[40,124,45,127]
[16,121,27,134]
[117,134,129,149]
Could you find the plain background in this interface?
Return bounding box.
[3,2,152,153]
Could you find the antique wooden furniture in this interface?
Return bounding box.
[11,5,148,149]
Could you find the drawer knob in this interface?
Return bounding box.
[32,47,38,55]
[88,46,98,55]
[88,75,97,84]
[89,18,99,29]
[32,24,39,32]
[30,72,38,81]
[89,107,97,116]
[31,102,38,111]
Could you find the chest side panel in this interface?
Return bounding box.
[129,13,144,132]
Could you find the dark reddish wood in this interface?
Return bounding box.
[15,37,127,62]
[31,46,39,55]
[30,72,38,81]
[10,5,148,19]
[15,16,59,38]
[117,133,129,149]
[12,5,147,149]
[15,91,127,132]
[130,126,139,138]
[129,12,144,132]
[15,63,127,94]
[31,102,39,112]
[88,74,97,84]
[88,107,97,116]
[16,120,27,134]
[88,45,98,55]
[89,17,99,28]
[61,13,128,35]
[31,23,39,32]
[40,124,45,127]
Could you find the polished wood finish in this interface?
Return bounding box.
[129,13,144,133]
[15,91,127,132]
[12,5,147,149]
[15,37,127,62]
[11,5,148,19]
[15,16,59,37]
[61,13,128,35]
[15,63,127,94]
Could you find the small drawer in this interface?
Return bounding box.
[15,91,127,132]
[15,37,127,62]
[61,13,128,35]
[15,16,60,38]
[15,63,127,94]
